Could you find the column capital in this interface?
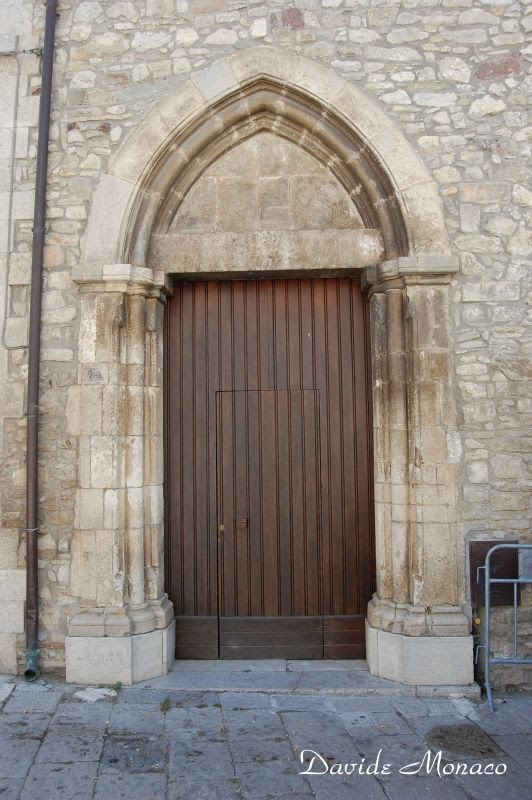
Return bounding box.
[74,264,172,300]
[364,254,459,293]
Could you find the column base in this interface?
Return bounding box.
[366,620,474,685]
[65,619,175,685]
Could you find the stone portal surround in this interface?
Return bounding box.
[64,48,473,685]
[65,275,175,684]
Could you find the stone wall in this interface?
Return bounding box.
[0,0,530,681]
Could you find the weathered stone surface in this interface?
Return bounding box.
[469,95,506,117]
[0,2,529,688]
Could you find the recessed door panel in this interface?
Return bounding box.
[166,278,374,658]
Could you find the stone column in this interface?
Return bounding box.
[65,268,174,684]
[365,256,474,685]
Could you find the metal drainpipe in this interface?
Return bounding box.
[25,0,57,681]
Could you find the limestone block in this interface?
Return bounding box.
[90,436,119,489]
[75,488,104,530]
[144,484,164,527]
[0,381,24,418]
[144,435,164,485]
[366,622,475,685]
[420,426,448,464]
[125,487,144,528]
[250,19,268,39]
[124,437,144,488]
[4,317,28,348]
[65,621,175,685]
[460,182,511,204]
[66,635,132,684]
[80,174,135,273]
[0,530,18,569]
[104,489,124,530]
[0,600,24,633]
[402,636,474,685]
[150,230,384,274]
[123,386,145,436]
[95,530,125,606]
[401,182,451,255]
[228,45,295,86]
[78,386,103,435]
[191,60,238,102]
[70,530,96,600]
[0,569,24,601]
[8,252,31,285]
[469,96,506,118]
[216,179,259,231]
[173,177,217,232]
[492,454,525,480]
[0,633,17,673]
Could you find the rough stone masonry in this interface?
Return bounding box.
[0,1,530,685]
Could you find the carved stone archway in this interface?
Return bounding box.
[66,47,472,686]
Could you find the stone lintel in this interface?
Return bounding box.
[149,229,384,275]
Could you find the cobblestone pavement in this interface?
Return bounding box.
[1,661,531,800]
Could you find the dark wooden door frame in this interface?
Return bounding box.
[164,277,375,659]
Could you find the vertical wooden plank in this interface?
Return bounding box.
[299,279,315,390]
[276,391,292,615]
[245,282,260,391]
[260,391,280,615]
[192,282,209,615]
[180,284,197,614]
[234,391,250,615]
[218,391,236,616]
[339,279,357,615]
[206,283,220,615]
[247,390,263,616]
[324,279,345,616]
[289,390,305,616]
[287,281,302,390]
[312,279,332,616]
[258,280,273,390]
[232,281,246,391]
[273,280,288,390]
[303,390,321,616]
[219,281,233,391]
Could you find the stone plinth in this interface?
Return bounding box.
[65,619,175,685]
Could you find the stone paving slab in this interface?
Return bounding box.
[0,664,530,799]
[36,724,105,763]
[20,763,99,800]
[93,773,166,800]
[0,738,42,779]
[167,778,242,800]
[0,779,23,800]
[0,711,51,738]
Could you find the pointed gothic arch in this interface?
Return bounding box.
[78,47,450,283]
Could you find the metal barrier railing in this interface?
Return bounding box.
[476,543,532,711]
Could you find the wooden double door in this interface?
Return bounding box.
[166,278,374,659]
